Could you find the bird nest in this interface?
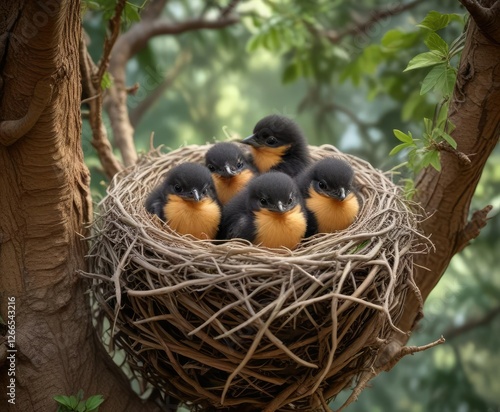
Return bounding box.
[86,144,427,411]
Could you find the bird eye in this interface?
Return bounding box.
[174,184,182,193]
[207,164,215,172]
[202,187,208,196]
[259,198,268,206]
[236,160,244,169]
[266,136,277,146]
[288,194,294,205]
[318,181,327,190]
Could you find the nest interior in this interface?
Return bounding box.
[87,144,426,411]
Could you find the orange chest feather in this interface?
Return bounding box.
[164,195,221,239]
[306,188,360,232]
[213,169,254,205]
[250,145,291,173]
[254,205,307,249]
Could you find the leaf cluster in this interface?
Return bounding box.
[54,390,104,412]
[83,0,144,26]
[389,10,465,196]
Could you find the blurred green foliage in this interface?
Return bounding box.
[82,1,500,411]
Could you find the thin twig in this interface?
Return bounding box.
[95,0,127,87]
[86,144,428,410]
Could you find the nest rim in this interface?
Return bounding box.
[86,143,428,411]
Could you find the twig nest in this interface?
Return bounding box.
[87,144,427,411]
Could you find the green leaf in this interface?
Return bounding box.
[418,11,451,31]
[282,61,300,84]
[100,72,113,91]
[441,67,457,95]
[382,29,421,51]
[57,395,79,411]
[402,90,425,121]
[350,240,371,253]
[389,142,414,156]
[421,150,441,171]
[331,45,350,61]
[393,129,413,144]
[423,118,433,134]
[404,51,445,72]
[359,44,383,74]
[298,58,313,78]
[425,32,449,56]
[85,395,105,412]
[83,1,102,11]
[420,64,445,95]
[339,60,361,85]
[123,4,141,24]
[437,129,458,149]
[262,26,282,51]
[251,15,262,28]
[246,34,263,52]
[429,150,442,171]
[54,396,73,409]
[420,64,456,95]
[422,131,433,146]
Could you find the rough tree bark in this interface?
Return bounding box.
[375,0,500,375]
[0,2,159,411]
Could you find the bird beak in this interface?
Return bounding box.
[190,188,201,202]
[334,187,347,201]
[224,164,237,176]
[241,134,259,147]
[276,201,293,213]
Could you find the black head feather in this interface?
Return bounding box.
[218,171,305,241]
[241,115,311,176]
[244,114,307,150]
[247,172,303,213]
[298,157,355,201]
[145,162,218,220]
[205,142,256,177]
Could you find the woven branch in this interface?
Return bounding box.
[85,144,429,411]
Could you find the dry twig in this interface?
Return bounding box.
[85,144,431,411]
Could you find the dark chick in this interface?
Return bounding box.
[205,142,258,205]
[145,162,221,240]
[241,114,311,177]
[218,172,307,250]
[297,157,361,237]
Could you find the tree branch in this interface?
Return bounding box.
[395,2,500,333]
[338,337,445,412]
[79,0,129,179]
[316,0,424,44]
[80,35,123,179]
[129,50,191,128]
[95,0,127,87]
[444,305,500,340]
[456,204,493,252]
[459,0,500,43]
[106,13,239,167]
[373,0,500,377]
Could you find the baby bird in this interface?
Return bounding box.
[297,157,361,237]
[241,114,311,177]
[204,142,257,205]
[145,162,221,240]
[218,172,307,250]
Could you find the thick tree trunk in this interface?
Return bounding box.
[380,0,500,362]
[0,2,158,411]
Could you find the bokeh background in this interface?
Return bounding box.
[83,1,500,410]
